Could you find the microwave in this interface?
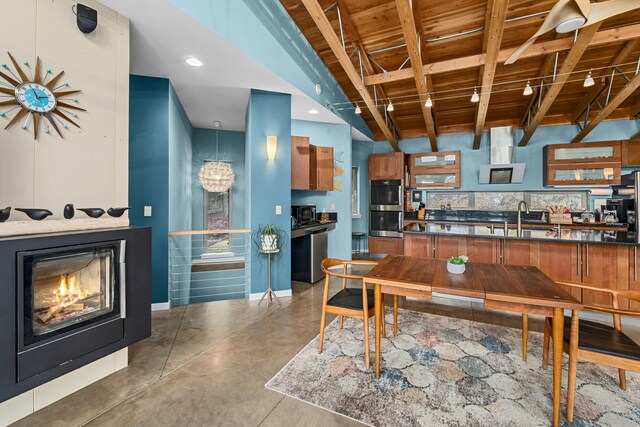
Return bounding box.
[291,205,316,227]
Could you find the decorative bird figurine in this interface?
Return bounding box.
[0,206,10,222]
[77,208,106,218]
[107,207,130,217]
[15,208,53,221]
[63,203,75,219]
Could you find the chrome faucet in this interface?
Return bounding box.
[517,200,529,237]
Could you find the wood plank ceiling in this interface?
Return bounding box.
[280,0,640,151]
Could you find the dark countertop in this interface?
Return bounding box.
[403,221,639,246]
[291,220,337,239]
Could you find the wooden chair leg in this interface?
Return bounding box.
[542,317,551,369]
[339,316,344,329]
[522,314,529,362]
[318,275,330,354]
[381,297,386,337]
[566,310,579,423]
[363,314,370,369]
[619,369,627,390]
[393,295,398,336]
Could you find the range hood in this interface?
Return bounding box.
[479,126,526,184]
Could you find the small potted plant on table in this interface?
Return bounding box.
[447,255,468,274]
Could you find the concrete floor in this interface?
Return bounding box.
[12,270,640,427]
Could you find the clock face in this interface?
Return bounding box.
[15,83,56,113]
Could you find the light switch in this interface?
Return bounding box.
[330,203,335,210]
[144,206,152,217]
[275,205,282,215]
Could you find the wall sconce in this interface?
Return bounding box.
[266,136,277,161]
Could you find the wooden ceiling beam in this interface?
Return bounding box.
[300,0,400,151]
[519,24,602,147]
[395,0,438,151]
[631,97,640,117]
[411,0,438,131]
[473,0,509,149]
[334,0,402,136]
[572,72,640,143]
[364,23,640,86]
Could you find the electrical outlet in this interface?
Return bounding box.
[144,206,152,217]
[330,203,335,210]
[275,205,282,215]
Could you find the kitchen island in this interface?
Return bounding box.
[403,221,639,309]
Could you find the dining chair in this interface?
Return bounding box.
[540,281,640,422]
[318,258,398,368]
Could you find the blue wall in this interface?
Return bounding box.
[169,0,372,140]
[352,139,374,250]
[291,120,353,260]
[246,90,292,294]
[129,75,170,304]
[130,75,195,304]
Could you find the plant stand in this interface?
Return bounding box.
[258,248,281,308]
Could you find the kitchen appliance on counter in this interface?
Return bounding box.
[613,170,639,237]
[291,205,317,227]
[369,179,404,238]
[605,198,633,225]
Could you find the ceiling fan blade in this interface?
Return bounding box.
[583,0,640,27]
[574,0,591,17]
[505,0,582,64]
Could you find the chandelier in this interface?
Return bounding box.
[199,121,235,193]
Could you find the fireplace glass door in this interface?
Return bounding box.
[20,241,123,346]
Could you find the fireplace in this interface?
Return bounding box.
[0,228,151,400]
[19,241,124,347]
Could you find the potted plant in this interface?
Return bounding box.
[252,224,287,253]
[447,255,468,274]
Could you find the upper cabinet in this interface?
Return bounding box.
[291,135,333,191]
[369,152,405,181]
[408,151,461,189]
[622,139,640,167]
[544,141,622,186]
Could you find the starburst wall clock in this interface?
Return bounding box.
[0,52,85,139]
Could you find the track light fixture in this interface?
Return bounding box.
[523,80,533,96]
[425,94,432,108]
[583,70,595,87]
[470,87,479,103]
[386,100,394,112]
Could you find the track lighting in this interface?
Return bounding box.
[523,80,533,96]
[583,70,595,87]
[470,87,479,103]
[387,100,394,112]
[425,94,432,108]
[355,104,361,114]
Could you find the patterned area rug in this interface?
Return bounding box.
[266,309,640,426]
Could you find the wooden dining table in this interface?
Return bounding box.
[363,255,582,427]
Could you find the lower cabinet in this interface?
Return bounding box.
[404,234,432,258]
[581,244,629,309]
[630,246,640,311]
[538,242,582,302]
[369,236,404,255]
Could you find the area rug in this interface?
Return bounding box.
[265,309,640,426]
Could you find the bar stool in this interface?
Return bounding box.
[352,232,366,254]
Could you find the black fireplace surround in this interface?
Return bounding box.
[0,227,151,403]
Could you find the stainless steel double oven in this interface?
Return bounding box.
[369,179,403,238]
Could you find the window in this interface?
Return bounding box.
[351,166,360,217]
[203,161,232,253]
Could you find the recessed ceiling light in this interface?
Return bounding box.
[308,109,319,115]
[186,57,203,67]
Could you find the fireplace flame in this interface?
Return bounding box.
[53,274,90,307]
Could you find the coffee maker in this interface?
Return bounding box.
[605,198,635,228]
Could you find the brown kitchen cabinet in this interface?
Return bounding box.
[622,139,640,167]
[369,236,404,255]
[581,243,629,309]
[404,234,433,258]
[543,141,622,186]
[432,236,497,263]
[545,140,621,165]
[408,151,461,189]
[537,242,583,301]
[544,163,621,186]
[315,146,334,191]
[630,246,639,311]
[503,239,537,267]
[369,152,405,180]
[291,136,333,191]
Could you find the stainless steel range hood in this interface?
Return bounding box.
[479,126,526,184]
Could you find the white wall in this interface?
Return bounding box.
[0,0,129,220]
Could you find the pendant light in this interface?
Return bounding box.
[425,94,433,108]
[583,70,595,87]
[523,80,533,96]
[355,104,361,114]
[386,99,394,112]
[198,121,235,193]
[470,87,480,103]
